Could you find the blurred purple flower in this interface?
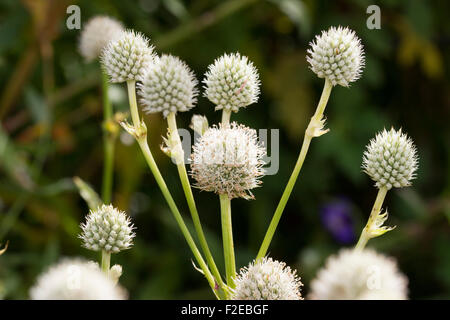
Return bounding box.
[321,199,355,244]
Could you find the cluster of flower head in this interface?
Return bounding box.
[190,122,266,200]
[79,204,135,253]
[307,26,364,87]
[362,128,418,190]
[232,257,303,300]
[29,258,127,300]
[308,249,408,300]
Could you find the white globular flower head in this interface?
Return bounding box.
[308,249,408,300]
[362,128,418,190]
[79,204,135,254]
[29,258,127,300]
[307,26,365,87]
[232,257,303,300]
[101,30,155,83]
[139,54,198,117]
[190,122,266,200]
[203,53,260,112]
[78,15,124,62]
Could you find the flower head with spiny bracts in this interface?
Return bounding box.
[308,249,408,300]
[362,128,418,190]
[79,204,135,253]
[231,257,303,300]
[29,258,127,300]
[307,26,364,87]
[190,122,266,200]
[79,15,124,62]
[138,54,198,117]
[101,30,155,83]
[203,53,260,112]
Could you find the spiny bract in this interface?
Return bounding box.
[203,53,260,112]
[139,54,198,117]
[362,128,418,190]
[232,257,303,300]
[307,26,364,87]
[190,122,266,200]
[79,204,135,253]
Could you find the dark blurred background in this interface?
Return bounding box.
[0,0,449,299]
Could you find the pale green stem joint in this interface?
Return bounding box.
[101,250,111,276]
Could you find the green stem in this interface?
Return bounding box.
[220,194,236,288]
[355,187,388,251]
[221,109,231,126]
[167,112,225,292]
[101,250,110,276]
[257,79,333,259]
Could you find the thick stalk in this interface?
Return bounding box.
[221,109,231,125]
[167,112,225,291]
[220,194,236,288]
[101,250,110,276]
[355,187,388,251]
[257,79,333,259]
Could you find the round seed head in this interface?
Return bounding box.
[307,26,365,87]
[79,15,124,62]
[101,29,155,83]
[232,257,303,300]
[362,128,418,190]
[203,53,260,112]
[79,204,135,254]
[190,122,266,200]
[139,54,198,117]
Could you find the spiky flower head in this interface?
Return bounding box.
[307,26,364,87]
[203,53,260,112]
[30,258,127,300]
[101,30,155,83]
[190,122,265,200]
[308,249,408,300]
[232,257,303,300]
[362,128,418,190]
[139,54,198,117]
[79,204,135,253]
[79,15,124,62]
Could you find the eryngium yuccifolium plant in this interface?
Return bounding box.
[203,53,260,112]
[139,54,198,117]
[78,15,124,62]
[79,204,135,253]
[308,249,408,300]
[232,257,303,300]
[29,259,127,300]
[307,26,364,87]
[190,122,266,200]
[101,30,155,83]
[362,128,418,190]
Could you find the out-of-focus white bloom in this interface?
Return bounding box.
[139,54,198,117]
[190,122,266,200]
[362,128,418,190]
[101,30,155,83]
[79,15,124,62]
[232,257,303,300]
[203,53,260,112]
[307,26,364,87]
[308,249,408,300]
[190,114,209,136]
[30,258,127,300]
[79,204,135,254]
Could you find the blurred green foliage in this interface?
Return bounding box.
[0,0,449,299]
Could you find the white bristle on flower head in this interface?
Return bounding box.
[138,54,198,118]
[101,30,155,83]
[29,258,127,300]
[203,52,260,112]
[308,249,408,300]
[79,15,124,62]
[79,204,135,254]
[190,122,266,200]
[362,128,418,190]
[307,26,364,87]
[232,257,303,300]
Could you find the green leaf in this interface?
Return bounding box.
[73,176,102,210]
